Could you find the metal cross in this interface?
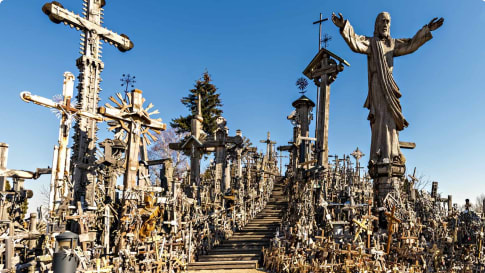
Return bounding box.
[322,33,332,49]
[121,73,136,100]
[312,13,328,51]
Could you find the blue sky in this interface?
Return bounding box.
[0,0,484,211]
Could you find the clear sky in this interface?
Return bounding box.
[0,0,484,212]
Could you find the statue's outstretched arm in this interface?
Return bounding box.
[394,17,443,57]
[333,13,370,54]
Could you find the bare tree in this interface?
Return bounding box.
[148,127,189,181]
[473,193,485,213]
[414,173,432,191]
[39,183,50,207]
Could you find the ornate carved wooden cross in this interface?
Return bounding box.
[362,199,378,248]
[98,89,165,190]
[42,0,133,207]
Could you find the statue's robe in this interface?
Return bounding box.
[340,20,432,165]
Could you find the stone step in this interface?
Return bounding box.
[187,260,258,270]
[219,241,269,247]
[227,235,272,240]
[215,244,269,251]
[198,254,259,262]
[208,248,263,254]
[235,228,276,232]
[240,226,278,231]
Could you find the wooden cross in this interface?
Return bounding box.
[400,230,418,246]
[340,244,359,273]
[385,206,401,254]
[42,0,134,207]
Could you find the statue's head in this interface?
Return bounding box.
[374,12,391,39]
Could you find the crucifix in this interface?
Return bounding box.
[42,0,134,208]
[20,72,103,212]
[303,44,349,168]
[385,206,401,254]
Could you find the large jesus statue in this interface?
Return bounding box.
[332,12,443,169]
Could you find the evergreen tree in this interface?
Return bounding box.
[171,71,223,135]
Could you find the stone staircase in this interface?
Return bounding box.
[187,180,287,270]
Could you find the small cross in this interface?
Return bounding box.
[322,33,332,49]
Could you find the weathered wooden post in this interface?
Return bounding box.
[0,143,8,192]
[303,49,348,168]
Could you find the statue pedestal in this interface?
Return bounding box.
[369,162,405,206]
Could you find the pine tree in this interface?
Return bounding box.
[171,71,223,135]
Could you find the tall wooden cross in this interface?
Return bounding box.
[42,0,134,208]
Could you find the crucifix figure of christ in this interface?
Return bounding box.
[332,12,443,204]
[20,72,103,213]
[99,89,165,191]
[99,89,165,252]
[42,0,134,208]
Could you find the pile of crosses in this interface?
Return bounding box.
[261,44,484,272]
[0,1,280,272]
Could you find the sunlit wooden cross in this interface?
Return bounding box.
[385,206,401,254]
[352,218,369,243]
